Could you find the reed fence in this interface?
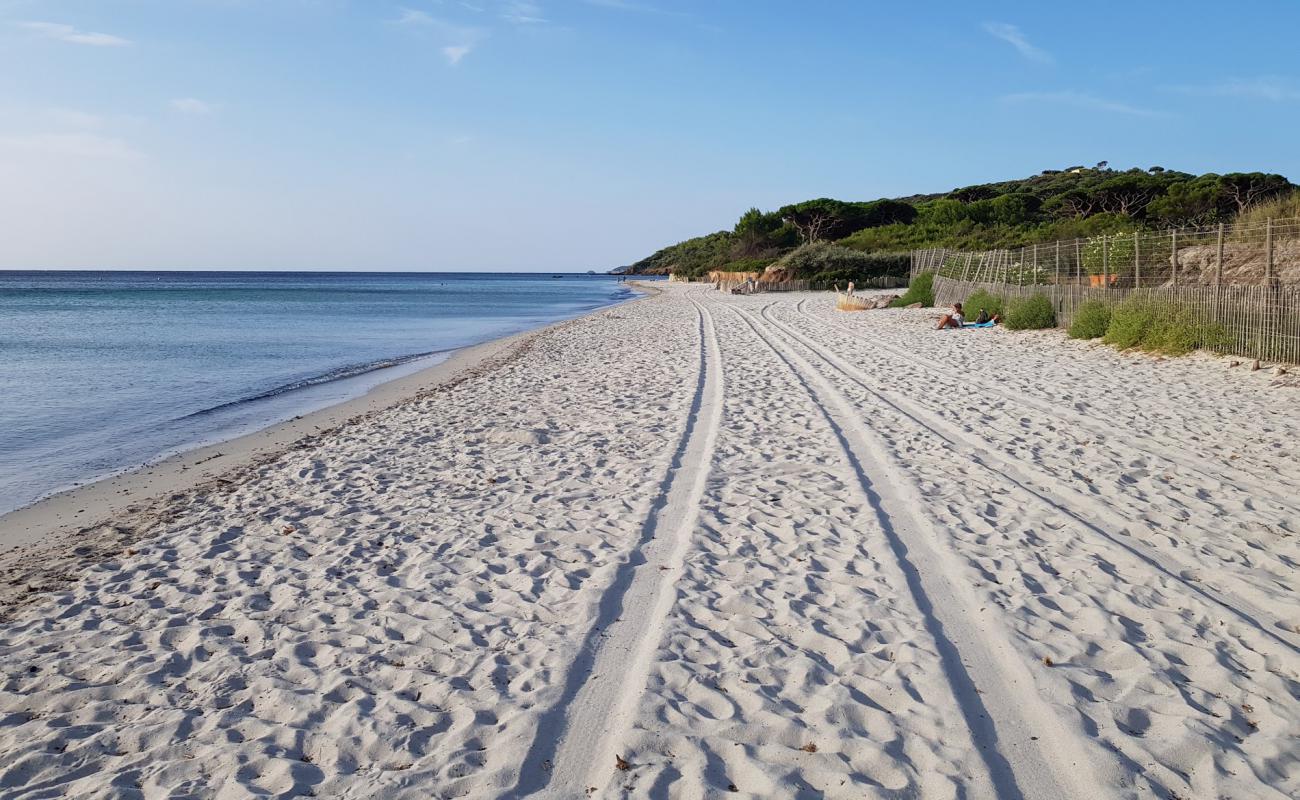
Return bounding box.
[930,273,1300,364]
[911,216,1300,289]
[722,279,811,294]
[914,215,1300,364]
[811,275,909,291]
[717,275,907,294]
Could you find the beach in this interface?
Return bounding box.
[0,283,1297,798]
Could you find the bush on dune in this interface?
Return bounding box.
[1004,294,1056,330]
[1103,296,1229,354]
[890,272,935,307]
[1103,297,1159,349]
[962,289,1004,320]
[772,242,909,283]
[1143,307,1230,355]
[1068,300,1112,339]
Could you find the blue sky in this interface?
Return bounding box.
[2,0,1298,271]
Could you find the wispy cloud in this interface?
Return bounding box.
[0,132,141,160]
[442,44,473,64]
[983,22,1050,64]
[1002,90,1162,117]
[392,8,484,65]
[1166,76,1300,102]
[171,98,216,115]
[395,8,436,27]
[500,1,546,24]
[17,21,131,47]
[581,0,689,17]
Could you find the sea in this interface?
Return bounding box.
[0,271,643,516]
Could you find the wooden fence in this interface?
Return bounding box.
[723,275,907,294]
[724,279,811,294]
[814,275,909,291]
[932,275,1300,364]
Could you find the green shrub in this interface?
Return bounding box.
[1233,189,1300,234]
[717,256,777,273]
[1004,294,1057,330]
[1068,300,1112,339]
[1103,297,1159,349]
[1143,308,1230,355]
[962,289,1005,320]
[1080,231,1172,279]
[890,272,935,307]
[1103,297,1229,354]
[1142,307,1196,354]
[772,242,908,282]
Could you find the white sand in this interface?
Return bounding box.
[0,285,1297,799]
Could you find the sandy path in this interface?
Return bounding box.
[0,285,1296,799]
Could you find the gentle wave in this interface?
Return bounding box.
[177,349,452,420]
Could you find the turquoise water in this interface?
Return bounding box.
[0,271,640,515]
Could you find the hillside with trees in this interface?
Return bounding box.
[618,165,1296,284]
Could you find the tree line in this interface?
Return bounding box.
[624,165,1295,281]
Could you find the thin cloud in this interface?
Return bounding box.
[1002,90,1162,117]
[18,21,131,47]
[983,22,1050,64]
[1166,76,1300,102]
[394,8,437,26]
[171,98,215,115]
[583,0,648,9]
[442,44,473,64]
[501,1,546,24]
[391,8,484,64]
[581,0,689,17]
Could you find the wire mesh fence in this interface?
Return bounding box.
[911,216,1300,289]
[913,216,1300,364]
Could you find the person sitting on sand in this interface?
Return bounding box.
[936,302,965,329]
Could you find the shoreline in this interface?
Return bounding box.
[0,285,650,560]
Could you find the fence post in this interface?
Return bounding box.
[1054,240,1061,285]
[1133,231,1141,288]
[1075,239,1082,285]
[960,252,973,282]
[1216,223,1224,286]
[1102,236,1109,289]
[1266,218,1275,284]
[1170,229,1178,287]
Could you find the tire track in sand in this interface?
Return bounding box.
[762,302,1300,654]
[512,294,724,798]
[729,302,1103,800]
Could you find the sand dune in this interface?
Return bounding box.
[0,285,1296,798]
